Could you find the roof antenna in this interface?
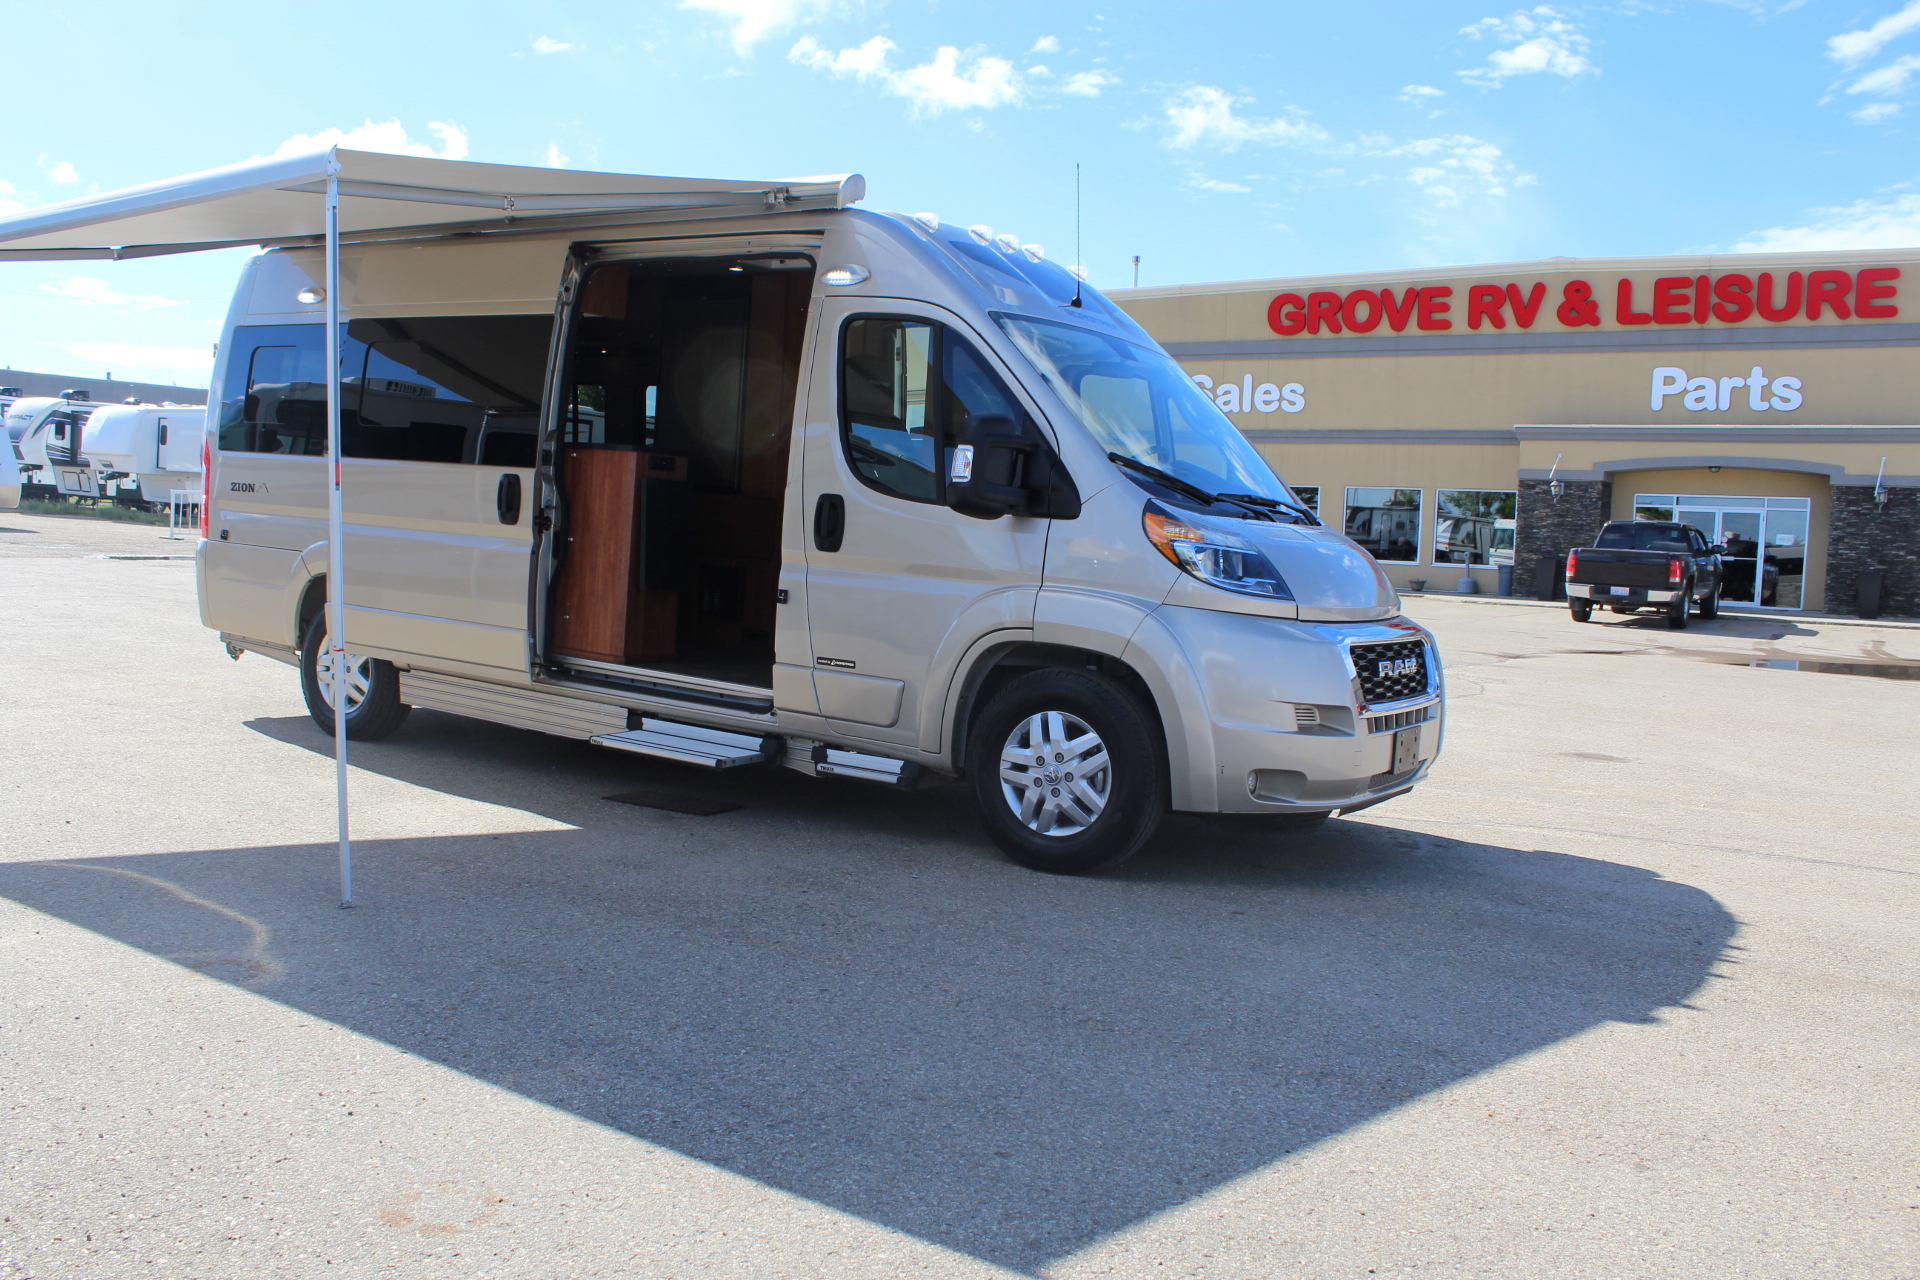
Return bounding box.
[1069,162,1084,309]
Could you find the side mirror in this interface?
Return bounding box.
[947,413,1036,520]
[1709,544,1728,555]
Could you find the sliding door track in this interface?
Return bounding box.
[553,655,775,714]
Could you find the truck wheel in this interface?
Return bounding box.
[1665,591,1690,630]
[968,669,1167,875]
[1698,586,1719,620]
[300,609,411,740]
[1570,599,1593,622]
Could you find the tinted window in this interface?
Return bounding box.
[1596,523,1692,552]
[217,317,550,462]
[840,318,1032,505]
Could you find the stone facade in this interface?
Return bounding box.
[1515,478,1612,600]
[1824,484,1920,618]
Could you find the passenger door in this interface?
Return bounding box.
[799,300,1050,751]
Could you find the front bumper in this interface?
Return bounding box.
[1142,606,1444,815]
[1567,583,1681,603]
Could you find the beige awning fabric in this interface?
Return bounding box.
[0,148,865,261]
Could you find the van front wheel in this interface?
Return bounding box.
[968,669,1167,875]
[300,609,411,741]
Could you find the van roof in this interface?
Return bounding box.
[0,148,865,261]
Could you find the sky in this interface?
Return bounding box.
[3,0,1920,388]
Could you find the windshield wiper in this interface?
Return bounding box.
[1106,452,1231,510]
[1217,491,1321,526]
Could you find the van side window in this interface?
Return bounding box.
[840,318,1034,505]
[216,317,548,462]
[219,325,327,455]
[843,318,939,502]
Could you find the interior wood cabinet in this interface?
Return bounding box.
[551,445,686,664]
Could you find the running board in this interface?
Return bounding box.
[782,739,924,788]
[591,719,779,769]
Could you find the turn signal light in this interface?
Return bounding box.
[199,434,211,540]
[1668,557,1685,584]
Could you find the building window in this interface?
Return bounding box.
[1432,489,1517,566]
[1344,487,1423,564]
[1633,492,1812,609]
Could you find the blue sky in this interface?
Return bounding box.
[4,0,1920,387]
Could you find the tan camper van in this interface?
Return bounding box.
[184,174,1441,873]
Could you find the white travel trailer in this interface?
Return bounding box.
[50,402,205,506]
[0,416,20,509]
[0,150,1443,874]
[7,394,100,502]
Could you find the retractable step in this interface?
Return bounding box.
[782,738,924,788]
[590,718,779,769]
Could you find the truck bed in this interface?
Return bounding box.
[1568,548,1676,590]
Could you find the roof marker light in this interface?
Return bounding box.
[994,232,1021,254]
[822,264,871,286]
[1021,243,1045,262]
[296,286,325,304]
[912,212,940,232]
[967,224,994,244]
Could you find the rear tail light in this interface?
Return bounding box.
[1668,557,1685,584]
[1565,549,1578,578]
[199,434,211,540]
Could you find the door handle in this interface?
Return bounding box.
[496,472,522,525]
[813,492,845,552]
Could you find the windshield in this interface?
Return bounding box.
[994,314,1299,515]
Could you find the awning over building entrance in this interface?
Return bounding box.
[0,148,865,260]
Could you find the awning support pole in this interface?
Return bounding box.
[324,155,353,909]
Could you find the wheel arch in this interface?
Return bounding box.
[947,640,1167,781]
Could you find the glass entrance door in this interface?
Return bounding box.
[1635,494,1814,609]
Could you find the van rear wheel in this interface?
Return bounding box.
[968,669,1166,875]
[300,609,411,741]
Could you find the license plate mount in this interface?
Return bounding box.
[1611,586,1632,596]
[1392,726,1421,774]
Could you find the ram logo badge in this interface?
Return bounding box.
[1377,657,1419,679]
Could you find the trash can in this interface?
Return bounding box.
[1497,564,1514,596]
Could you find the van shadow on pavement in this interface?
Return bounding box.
[0,710,1737,1274]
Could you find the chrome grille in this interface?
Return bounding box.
[1352,639,1428,706]
[1366,705,1433,735]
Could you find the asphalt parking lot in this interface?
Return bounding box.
[2,508,1916,1280]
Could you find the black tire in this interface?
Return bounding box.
[1666,588,1690,629]
[300,608,411,740]
[967,668,1167,875]
[1570,599,1593,622]
[1697,585,1719,619]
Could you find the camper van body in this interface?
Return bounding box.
[50,403,205,505]
[199,206,1442,870]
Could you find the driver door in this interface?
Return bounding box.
[799,299,1050,752]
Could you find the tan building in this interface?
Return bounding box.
[1112,248,1920,617]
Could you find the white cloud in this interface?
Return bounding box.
[266,119,468,161]
[1848,52,1920,95]
[1827,0,1920,66]
[0,180,27,215]
[1030,35,1060,54]
[1399,83,1446,117]
[531,35,573,54]
[60,343,213,378]
[544,143,571,168]
[685,0,832,53]
[1377,135,1524,206]
[789,36,1024,114]
[38,156,77,184]
[1458,6,1594,88]
[1187,173,1252,194]
[1060,69,1118,97]
[1855,101,1903,121]
[1163,86,1328,149]
[1733,192,1920,252]
[41,277,182,309]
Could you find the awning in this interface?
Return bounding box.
[0,144,866,906]
[0,147,865,260]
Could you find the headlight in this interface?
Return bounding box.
[1142,501,1293,600]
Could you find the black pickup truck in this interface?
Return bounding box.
[1565,520,1724,628]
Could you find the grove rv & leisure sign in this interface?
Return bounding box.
[1266,267,1901,335]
